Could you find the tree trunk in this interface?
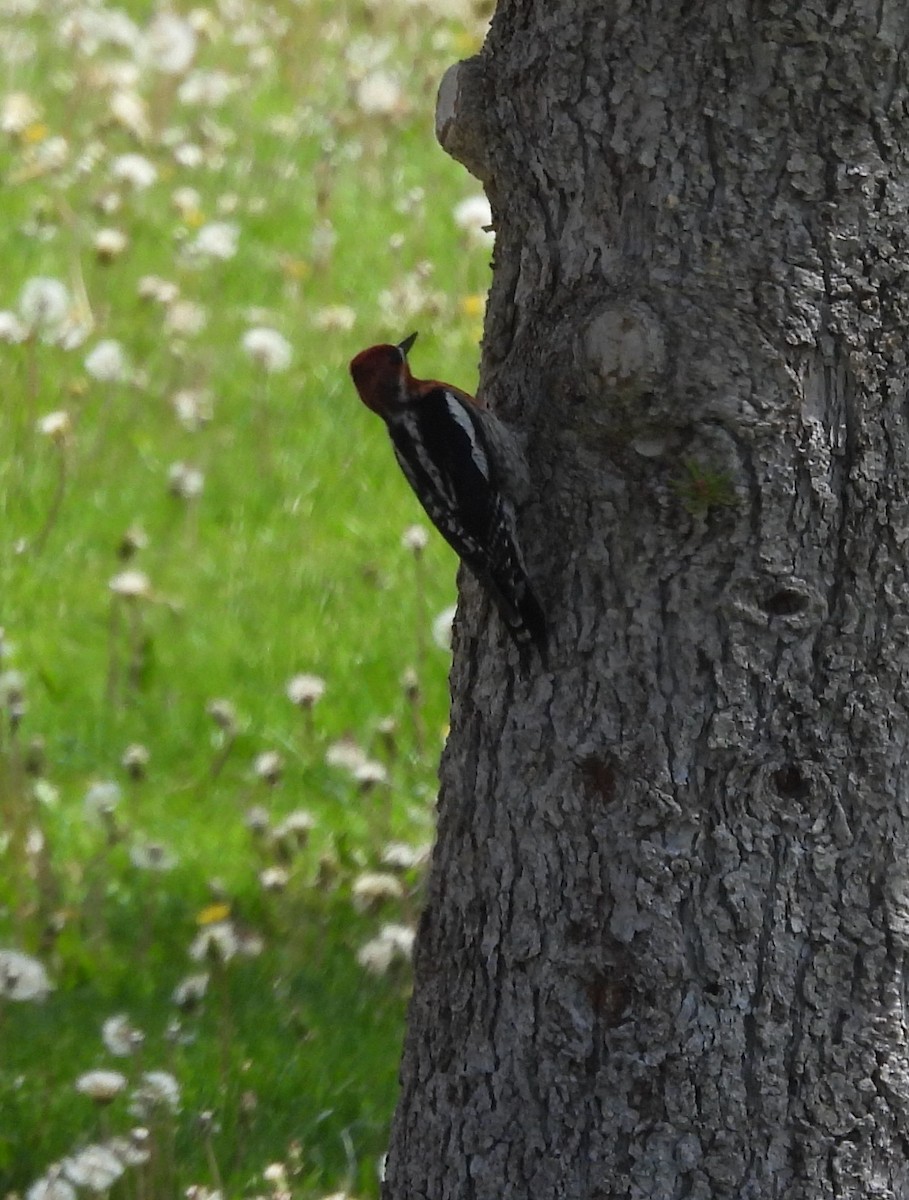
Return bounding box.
[385,4,909,1197]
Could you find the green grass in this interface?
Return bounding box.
[0,0,491,1194]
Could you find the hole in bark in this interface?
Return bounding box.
[773,765,809,799]
[580,755,617,804]
[761,588,808,617]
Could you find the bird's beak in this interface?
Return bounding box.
[397,331,418,359]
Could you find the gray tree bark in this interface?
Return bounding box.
[385,4,909,1198]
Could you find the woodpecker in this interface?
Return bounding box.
[349,332,546,655]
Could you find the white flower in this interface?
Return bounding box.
[356,70,403,116]
[312,305,356,332]
[172,971,208,1009]
[76,1069,128,1103]
[178,68,237,106]
[353,760,388,788]
[36,410,72,441]
[402,524,429,554]
[171,186,201,218]
[102,1013,144,1057]
[381,841,430,871]
[0,948,52,1000]
[0,310,26,343]
[241,327,292,373]
[111,152,157,189]
[286,673,326,708]
[2,90,39,133]
[129,1070,181,1116]
[84,339,128,383]
[272,809,315,851]
[325,737,368,774]
[84,780,122,820]
[129,840,177,871]
[108,570,150,599]
[188,221,239,261]
[171,387,212,429]
[432,604,457,651]
[141,12,196,74]
[94,228,128,261]
[167,461,205,500]
[453,195,495,246]
[65,1143,125,1192]
[19,277,69,335]
[253,749,283,784]
[353,872,404,908]
[106,1129,150,1166]
[109,90,149,138]
[190,920,239,963]
[138,274,179,304]
[164,299,207,337]
[26,1168,76,1200]
[356,923,415,975]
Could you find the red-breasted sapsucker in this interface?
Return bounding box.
[349,332,546,654]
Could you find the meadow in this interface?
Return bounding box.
[0,0,492,1195]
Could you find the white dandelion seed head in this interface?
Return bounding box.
[453,194,495,245]
[402,524,429,554]
[172,185,202,218]
[188,220,239,261]
[171,387,212,429]
[75,1069,128,1103]
[140,12,196,74]
[102,1013,144,1057]
[353,760,388,789]
[259,865,289,892]
[381,841,431,871]
[0,948,52,1001]
[108,570,151,599]
[432,604,457,651]
[189,920,239,964]
[19,276,70,335]
[129,1070,181,1117]
[241,327,292,373]
[94,228,128,261]
[137,274,179,304]
[178,68,237,107]
[111,152,157,190]
[84,779,122,821]
[312,305,356,333]
[325,737,368,775]
[0,310,26,343]
[164,298,207,337]
[167,461,205,500]
[26,1167,77,1200]
[352,872,404,908]
[253,749,283,784]
[129,840,177,872]
[286,673,326,709]
[2,90,40,134]
[172,971,209,1010]
[36,410,72,440]
[272,809,315,840]
[105,1130,151,1166]
[109,90,149,138]
[64,1143,126,1192]
[356,70,404,116]
[84,339,128,383]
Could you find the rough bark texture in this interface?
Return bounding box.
[386,4,909,1198]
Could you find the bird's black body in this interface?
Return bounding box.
[349,334,547,658]
[387,387,546,651]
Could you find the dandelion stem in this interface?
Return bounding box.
[32,441,68,553]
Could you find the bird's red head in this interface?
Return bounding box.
[349,332,418,416]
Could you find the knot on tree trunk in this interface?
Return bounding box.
[436,57,493,184]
